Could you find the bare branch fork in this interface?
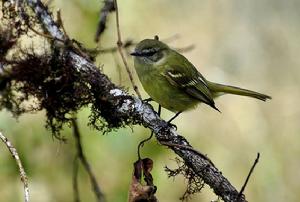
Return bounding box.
[0,132,29,202]
[7,0,251,201]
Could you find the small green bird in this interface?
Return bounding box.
[131,38,271,114]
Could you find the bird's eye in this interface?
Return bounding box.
[141,48,158,57]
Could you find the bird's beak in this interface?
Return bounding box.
[130,51,142,57]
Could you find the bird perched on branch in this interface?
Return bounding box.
[131,37,271,116]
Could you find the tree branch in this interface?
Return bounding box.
[0,131,29,202]
[11,0,247,201]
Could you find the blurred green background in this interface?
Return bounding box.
[1,0,300,201]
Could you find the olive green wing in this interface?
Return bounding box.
[161,64,219,111]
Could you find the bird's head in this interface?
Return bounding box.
[131,38,169,65]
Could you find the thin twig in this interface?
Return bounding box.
[0,131,29,202]
[238,153,260,198]
[72,156,80,202]
[71,119,105,202]
[94,39,135,54]
[28,25,64,42]
[113,0,142,99]
[56,9,67,36]
[96,46,119,54]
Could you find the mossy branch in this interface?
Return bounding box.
[0,0,249,201]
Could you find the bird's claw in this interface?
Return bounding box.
[143,98,153,103]
[167,122,177,130]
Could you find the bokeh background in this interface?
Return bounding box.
[1,0,300,201]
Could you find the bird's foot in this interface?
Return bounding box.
[167,121,177,130]
[143,97,153,103]
[162,121,177,130]
[165,111,182,130]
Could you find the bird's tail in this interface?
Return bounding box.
[207,81,272,101]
